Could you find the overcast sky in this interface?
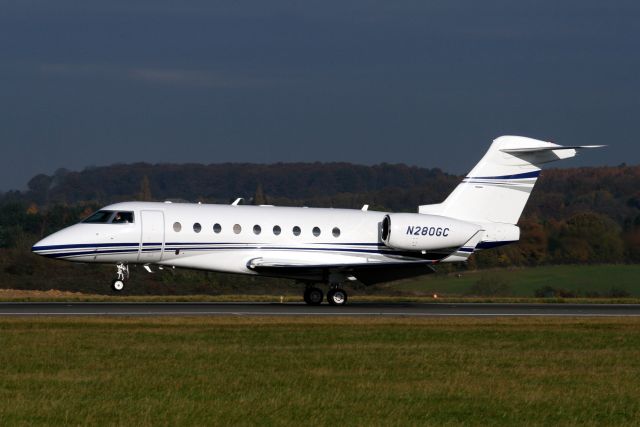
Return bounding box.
[1,0,638,191]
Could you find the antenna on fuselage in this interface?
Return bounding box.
[231,198,244,206]
[361,204,369,211]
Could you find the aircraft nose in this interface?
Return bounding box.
[31,239,41,254]
[32,236,52,257]
[31,231,67,258]
[31,224,92,259]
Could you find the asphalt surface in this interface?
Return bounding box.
[1,302,640,317]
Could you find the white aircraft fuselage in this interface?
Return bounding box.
[32,136,603,304]
[32,203,481,277]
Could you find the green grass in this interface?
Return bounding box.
[3,293,640,304]
[1,264,639,302]
[1,317,640,425]
[389,264,640,297]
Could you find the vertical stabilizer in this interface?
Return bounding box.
[419,136,603,224]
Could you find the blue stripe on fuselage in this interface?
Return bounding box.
[34,242,434,261]
[32,242,140,252]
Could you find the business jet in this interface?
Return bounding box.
[32,136,602,305]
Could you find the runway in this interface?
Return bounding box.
[1,302,640,317]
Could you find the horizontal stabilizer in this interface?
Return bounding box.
[501,145,605,154]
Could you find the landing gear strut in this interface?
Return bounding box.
[111,263,129,292]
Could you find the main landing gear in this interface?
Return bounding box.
[303,284,348,306]
[111,263,129,292]
[303,287,323,305]
[327,287,348,306]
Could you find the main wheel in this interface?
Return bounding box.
[111,279,125,292]
[327,288,348,306]
[303,287,323,305]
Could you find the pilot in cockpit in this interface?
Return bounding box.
[113,212,128,224]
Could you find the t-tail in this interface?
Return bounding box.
[419,135,604,249]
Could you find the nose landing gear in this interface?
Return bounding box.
[111,263,129,292]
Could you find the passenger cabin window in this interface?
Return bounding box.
[292,226,301,236]
[173,222,182,232]
[332,227,341,238]
[193,223,202,233]
[213,223,222,233]
[273,225,281,235]
[253,225,261,235]
[233,224,242,234]
[312,227,321,237]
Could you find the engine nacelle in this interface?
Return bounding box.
[381,213,481,251]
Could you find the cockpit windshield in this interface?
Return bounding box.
[82,210,134,224]
[83,210,114,223]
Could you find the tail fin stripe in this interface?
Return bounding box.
[467,170,541,180]
[463,179,537,184]
[463,183,534,191]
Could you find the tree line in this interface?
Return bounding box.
[0,162,638,293]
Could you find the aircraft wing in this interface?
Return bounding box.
[247,257,436,285]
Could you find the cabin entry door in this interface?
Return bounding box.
[139,210,165,263]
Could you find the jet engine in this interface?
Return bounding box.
[381,213,481,251]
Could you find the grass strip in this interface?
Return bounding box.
[1,289,640,304]
[0,316,639,425]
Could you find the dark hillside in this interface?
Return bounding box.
[23,163,456,209]
[14,162,640,221]
[1,162,639,295]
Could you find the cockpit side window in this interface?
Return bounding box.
[112,211,134,224]
[83,210,115,223]
[82,210,135,224]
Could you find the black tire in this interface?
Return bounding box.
[327,288,348,306]
[111,279,125,292]
[327,289,335,305]
[304,287,323,305]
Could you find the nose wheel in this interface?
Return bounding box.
[111,279,125,292]
[111,263,129,293]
